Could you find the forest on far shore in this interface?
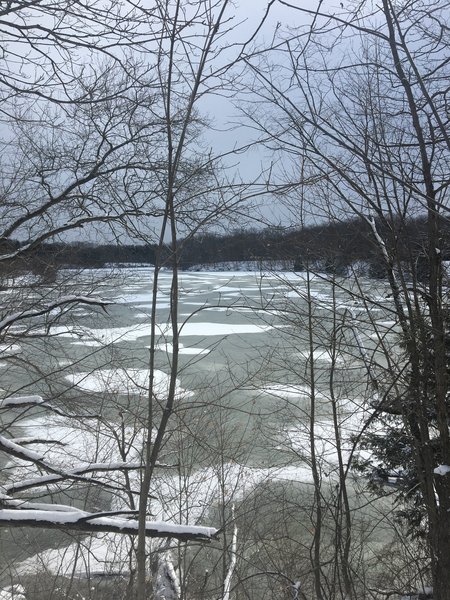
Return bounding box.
[2,214,448,280]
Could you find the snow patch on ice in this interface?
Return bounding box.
[262,384,311,400]
[298,349,343,363]
[0,585,26,600]
[155,342,210,356]
[177,322,275,337]
[46,320,274,347]
[0,343,22,358]
[66,368,193,398]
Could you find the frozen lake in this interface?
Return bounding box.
[0,267,397,587]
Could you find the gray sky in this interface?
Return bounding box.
[195,0,339,228]
[2,0,340,244]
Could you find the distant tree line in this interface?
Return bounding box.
[178,215,450,278]
[2,215,448,281]
[0,240,156,284]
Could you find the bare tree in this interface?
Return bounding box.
[1,1,276,597]
[243,0,450,596]
[0,0,230,592]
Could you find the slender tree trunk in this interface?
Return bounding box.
[306,269,325,600]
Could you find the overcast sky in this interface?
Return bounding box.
[2,0,341,244]
[195,0,338,229]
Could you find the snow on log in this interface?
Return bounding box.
[0,395,45,409]
[434,465,450,476]
[0,434,45,462]
[0,498,86,513]
[0,509,218,541]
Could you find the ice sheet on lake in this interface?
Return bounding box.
[0,343,22,358]
[297,349,344,363]
[261,384,311,400]
[16,532,135,577]
[11,417,140,473]
[46,320,275,347]
[1,267,392,584]
[66,368,193,398]
[0,585,26,600]
[286,290,331,303]
[14,459,316,579]
[155,342,209,356]
[174,322,275,337]
[279,398,373,469]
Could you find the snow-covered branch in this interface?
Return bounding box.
[4,461,153,495]
[0,394,100,420]
[0,295,113,335]
[0,509,218,541]
[0,395,45,409]
[0,435,148,498]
